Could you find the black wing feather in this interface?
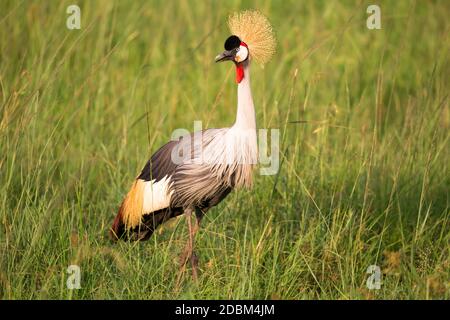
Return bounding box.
[138,140,178,182]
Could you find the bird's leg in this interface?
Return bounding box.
[190,208,203,280]
[179,208,194,267]
[178,208,203,281]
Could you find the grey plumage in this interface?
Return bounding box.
[112,127,254,240]
[169,128,254,208]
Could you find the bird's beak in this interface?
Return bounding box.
[215,50,234,63]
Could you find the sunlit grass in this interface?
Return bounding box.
[0,0,449,299]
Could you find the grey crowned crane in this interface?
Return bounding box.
[110,10,276,278]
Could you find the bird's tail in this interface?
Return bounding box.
[110,179,181,241]
[110,179,145,241]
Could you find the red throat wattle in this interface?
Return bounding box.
[236,65,244,84]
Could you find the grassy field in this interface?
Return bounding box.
[0,0,449,299]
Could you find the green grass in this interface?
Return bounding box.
[0,0,449,299]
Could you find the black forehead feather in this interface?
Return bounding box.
[224,35,241,50]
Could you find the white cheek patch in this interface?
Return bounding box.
[235,46,248,63]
